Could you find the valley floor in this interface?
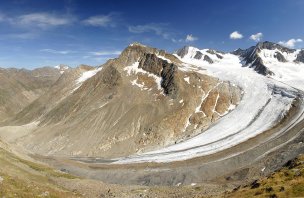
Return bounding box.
[0,140,303,198]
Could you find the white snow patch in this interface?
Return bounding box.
[124,61,163,90]
[156,54,172,63]
[183,117,191,132]
[0,176,3,183]
[77,68,102,84]
[99,101,109,109]
[131,78,149,90]
[73,67,102,92]
[54,65,69,74]
[195,82,221,113]
[40,191,49,197]
[179,99,184,103]
[184,77,190,84]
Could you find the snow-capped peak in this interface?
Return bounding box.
[54,64,70,74]
[175,46,224,65]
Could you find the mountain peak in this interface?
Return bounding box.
[129,42,147,48]
[256,41,295,53]
[54,64,70,74]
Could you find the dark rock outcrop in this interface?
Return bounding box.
[175,46,189,58]
[207,49,224,59]
[161,63,178,98]
[233,42,285,76]
[194,51,203,59]
[231,48,246,56]
[250,57,273,76]
[139,53,163,75]
[139,53,179,98]
[216,54,223,59]
[274,52,287,62]
[295,50,304,63]
[256,41,295,53]
[204,55,214,64]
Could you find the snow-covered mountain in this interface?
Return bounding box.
[176,46,225,64]
[175,41,304,91]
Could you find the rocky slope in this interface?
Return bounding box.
[3,43,242,158]
[0,67,63,122]
[225,154,304,198]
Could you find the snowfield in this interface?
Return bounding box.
[73,67,103,92]
[112,47,303,164]
[258,49,304,91]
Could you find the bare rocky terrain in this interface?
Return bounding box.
[0,67,63,122]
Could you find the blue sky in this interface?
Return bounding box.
[0,0,303,68]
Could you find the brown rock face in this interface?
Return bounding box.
[189,81,242,129]
[139,53,179,98]
[161,62,178,98]
[139,53,163,76]
[101,65,122,86]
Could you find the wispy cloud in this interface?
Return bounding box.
[83,15,112,27]
[0,14,5,22]
[15,13,74,28]
[185,34,198,42]
[128,23,171,39]
[279,38,303,48]
[40,49,74,54]
[249,32,263,42]
[89,50,121,56]
[8,32,37,39]
[82,13,120,27]
[230,31,243,39]
[172,34,198,43]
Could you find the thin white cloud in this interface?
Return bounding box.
[0,14,5,22]
[128,23,170,39]
[83,15,112,27]
[40,49,74,54]
[230,31,243,39]
[185,34,198,42]
[16,13,73,28]
[278,38,303,48]
[8,32,36,39]
[250,32,263,42]
[89,50,121,56]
